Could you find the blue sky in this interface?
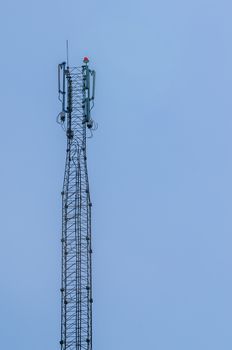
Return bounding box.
[0,0,232,349]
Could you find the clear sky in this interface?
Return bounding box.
[0,0,232,349]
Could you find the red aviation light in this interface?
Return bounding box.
[83,56,89,64]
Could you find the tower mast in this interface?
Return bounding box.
[57,57,96,350]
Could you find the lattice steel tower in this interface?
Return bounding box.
[57,57,96,350]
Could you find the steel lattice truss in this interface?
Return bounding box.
[57,59,96,350]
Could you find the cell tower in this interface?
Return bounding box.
[57,57,96,350]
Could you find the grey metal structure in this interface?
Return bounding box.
[57,57,96,350]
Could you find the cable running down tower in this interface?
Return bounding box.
[57,57,96,350]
